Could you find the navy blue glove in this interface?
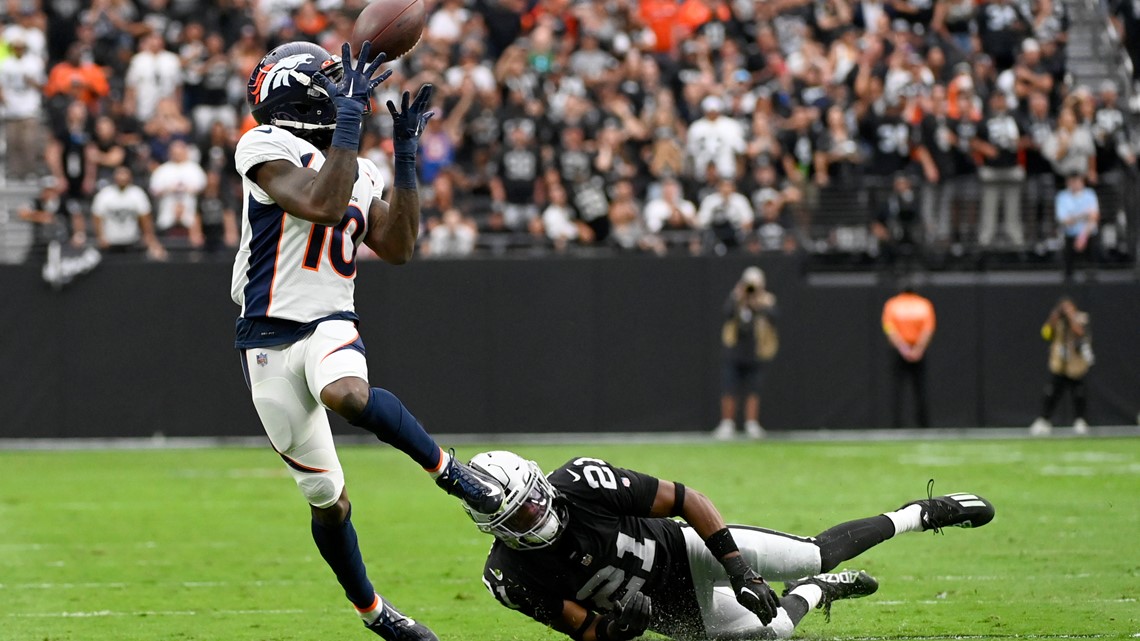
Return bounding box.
[387,84,435,188]
[312,42,392,149]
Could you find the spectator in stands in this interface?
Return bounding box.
[91,165,166,260]
[713,266,778,440]
[149,140,206,246]
[1043,105,1096,182]
[183,30,236,133]
[871,173,922,271]
[45,100,93,248]
[86,116,130,193]
[196,171,238,254]
[1111,0,1140,86]
[1089,81,1136,225]
[425,208,479,258]
[1022,90,1057,242]
[1029,297,1093,436]
[608,179,665,255]
[976,0,1032,70]
[44,43,109,114]
[490,125,541,232]
[914,85,960,245]
[882,283,936,428]
[687,96,745,185]
[0,29,46,180]
[697,177,754,254]
[124,31,182,122]
[17,176,66,255]
[975,91,1026,248]
[1055,172,1100,279]
[644,177,697,236]
[813,105,862,190]
[542,182,592,252]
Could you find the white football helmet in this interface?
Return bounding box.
[465,451,566,550]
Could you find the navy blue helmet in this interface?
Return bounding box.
[247,41,344,148]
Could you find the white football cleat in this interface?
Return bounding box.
[1028,418,1052,436]
[712,419,736,441]
[1073,418,1090,435]
[744,420,766,440]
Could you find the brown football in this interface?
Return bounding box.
[349,0,426,62]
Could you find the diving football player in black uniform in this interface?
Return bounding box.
[463,451,994,641]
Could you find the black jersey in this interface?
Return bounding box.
[482,458,703,639]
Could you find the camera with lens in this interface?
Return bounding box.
[744,284,756,294]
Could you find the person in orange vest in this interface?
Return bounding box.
[882,284,936,427]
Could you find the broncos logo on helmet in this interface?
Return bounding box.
[246,42,344,148]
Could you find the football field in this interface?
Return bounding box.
[2,437,1138,641]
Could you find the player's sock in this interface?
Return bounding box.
[355,593,383,625]
[311,511,376,610]
[349,387,442,470]
[814,516,897,572]
[426,448,451,479]
[882,503,925,535]
[780,590,815,625]
[765,607,798,638]
[785,583,823,618]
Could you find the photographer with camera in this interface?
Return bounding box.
[713,267,779,440]
[1029,297,1094,436]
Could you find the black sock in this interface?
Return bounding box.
[815,515,896,572]
[780,594,810,625]
[311,511,376,610]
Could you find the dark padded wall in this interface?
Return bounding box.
[1,258,1135,439]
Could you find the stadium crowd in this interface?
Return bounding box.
[3,0,1139,265]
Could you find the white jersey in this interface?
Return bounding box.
[231,125,384,334]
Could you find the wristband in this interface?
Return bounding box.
[669,482,686,517]
[393,153,417,190]
[330,99,365,150]
[570,611,596,641]
[595,616,628,641]
[705,527,739,559]
[720,553,750,579]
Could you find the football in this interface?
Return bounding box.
[350,0,426,62]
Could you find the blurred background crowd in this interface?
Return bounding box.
[1,0,1139,272]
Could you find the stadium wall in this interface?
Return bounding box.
[2,258,1137,439]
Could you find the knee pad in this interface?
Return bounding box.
[291,461,345,509]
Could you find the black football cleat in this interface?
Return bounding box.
[435,448,503,513]
[364,599,439,641]
[900,479,995,533]
[783,569,879,621]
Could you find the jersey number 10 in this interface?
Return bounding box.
[301,206,366,277]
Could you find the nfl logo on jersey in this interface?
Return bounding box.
[256,353,269,367]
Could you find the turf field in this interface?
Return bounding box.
[2,437,1138,641]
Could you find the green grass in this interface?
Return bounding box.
[2,438,1138,641]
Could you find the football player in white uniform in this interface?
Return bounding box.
[231,41,502,641]
[462,451,996,641]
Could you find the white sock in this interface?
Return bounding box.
[355,594,383,624]
[789,583,823,609]
[427,448,451,479]
[767,608,796,639]
[883,503,924,535]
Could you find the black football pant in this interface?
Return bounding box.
[891,352,929,428]
[1042,373,1087,421]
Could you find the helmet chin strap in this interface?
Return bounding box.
[271,118,336,131]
